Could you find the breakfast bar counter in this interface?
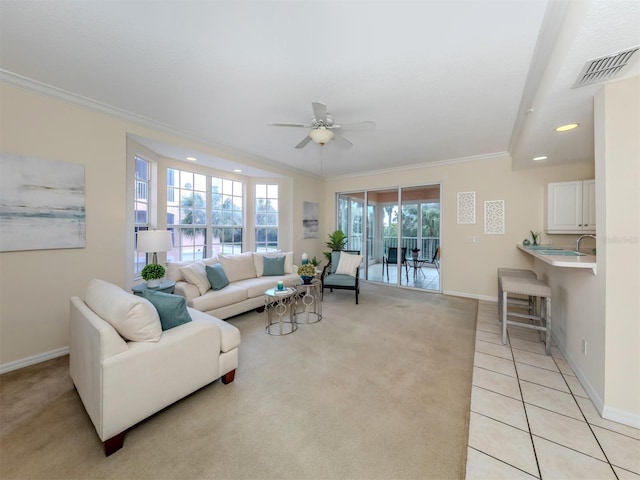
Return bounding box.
[517,244,597,273]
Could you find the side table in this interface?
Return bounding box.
[294,279,322,325]
[132,280,176,296]
[264,287,298,335]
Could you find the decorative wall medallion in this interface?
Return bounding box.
[457,191,476,224]
[484,200,505,234]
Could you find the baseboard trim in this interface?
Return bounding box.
[0,347,69,375]
[443,290,497,302]
[602,404,640,429]
[556,341,640,429]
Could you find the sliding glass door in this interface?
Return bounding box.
[336,184,441,292]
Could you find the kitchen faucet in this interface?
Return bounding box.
[576,234,596,253]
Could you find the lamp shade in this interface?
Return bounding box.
[309,127,335,145]
[137,230,173,254]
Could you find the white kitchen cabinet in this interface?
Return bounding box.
[546,180,596,234]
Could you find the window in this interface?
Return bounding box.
[255,184,278,252]
[167,168,207,261]
[134,156,150,274]
[212,177,243,255]
[167,168,244,261]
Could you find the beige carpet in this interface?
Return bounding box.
[0,283,477,480]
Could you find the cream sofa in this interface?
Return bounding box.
[69,279,240,456]
[168,251,300,319]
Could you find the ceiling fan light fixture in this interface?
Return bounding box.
[309,127,335,145]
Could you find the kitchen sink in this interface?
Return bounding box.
[535,249,586,256]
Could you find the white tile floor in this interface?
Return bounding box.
[466,301,640,479]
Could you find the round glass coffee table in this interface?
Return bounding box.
[264,287,298,335]
[293,279,322,325]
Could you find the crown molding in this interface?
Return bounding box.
[0,70,314,178]
[327,151,510,181]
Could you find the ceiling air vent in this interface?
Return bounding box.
[572,46,639,88]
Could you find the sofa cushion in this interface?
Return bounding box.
[336,252,362,276]
[205,263,230,290]
[282,251,294,274]
[218,252,257,282]
[84,279,162,342]
[323,273,357,287]
[252,252,276,277]
[141,290,192,331]
[180,261,211,295]
[263,255,286,276]
[188,308,241,353]
[234,273,300,298]
[167,256,218,282]
[190,284,249,312]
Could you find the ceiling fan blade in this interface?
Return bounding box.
[336,121,376,131]
[268,122,311,128]
[311,102,328,122]
[334,134,353,148]
[295,135,312,149]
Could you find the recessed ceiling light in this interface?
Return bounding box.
[533,156,548,161]
[555,123,579,132]
[185,156,197,161]
[233,169,242,173]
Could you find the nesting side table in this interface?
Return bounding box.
[294,279,322,325]
[264,287,298,335]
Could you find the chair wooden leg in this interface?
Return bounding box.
[104,432,125,456]
[221,369,236,384]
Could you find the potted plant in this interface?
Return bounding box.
[411,247,420,260]
[530,230,542,246]
[323,229,348,262]
[141,263,166,288]
[297,263,316,284]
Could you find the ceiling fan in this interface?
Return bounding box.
[268,101,376,149]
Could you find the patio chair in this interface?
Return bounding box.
[321,250,361,304]
[383,247,409,281]
[430,246,440,272]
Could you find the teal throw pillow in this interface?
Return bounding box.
[205,263,230,290]
[263,255,285,276]
[330,251,342,274]
[141,290,192,331]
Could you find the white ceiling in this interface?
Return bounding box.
[1,1,638,178]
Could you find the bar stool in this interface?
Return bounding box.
[497,268,537,323]
[501,276,552,355]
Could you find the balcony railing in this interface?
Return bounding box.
[347,236,440,261]
[384,237,440,260]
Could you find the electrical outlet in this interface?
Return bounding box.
[466,236,479,244]
[582,339,587,355]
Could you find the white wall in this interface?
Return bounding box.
[0,83,323,369]
[324,155,594,299]
[595,76,640,426]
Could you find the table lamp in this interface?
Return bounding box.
[137,230,173,264]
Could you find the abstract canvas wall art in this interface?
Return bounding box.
[0,153,85,252]
[302,201,319,238]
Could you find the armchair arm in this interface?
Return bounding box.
[321,262,332,280]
